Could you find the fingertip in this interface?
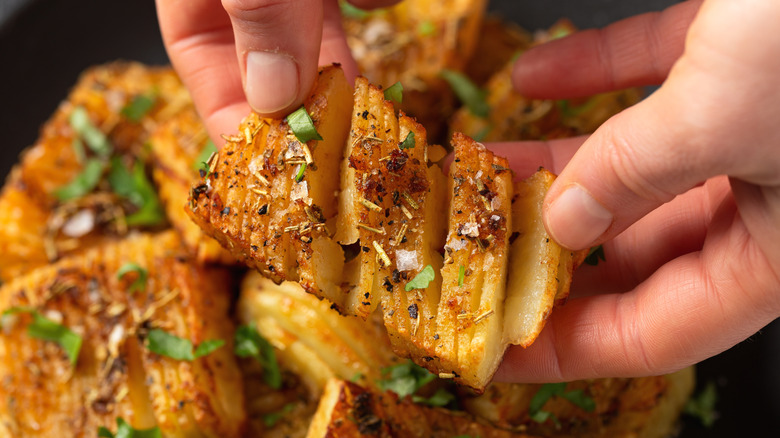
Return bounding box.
[544,183,614,251]
[245,51,304,117]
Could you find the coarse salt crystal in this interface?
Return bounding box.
[395,249,420,272]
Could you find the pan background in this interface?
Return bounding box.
[0,0,777,434]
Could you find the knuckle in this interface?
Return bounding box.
[221,0,288,22]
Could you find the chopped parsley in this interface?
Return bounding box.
[192,140,218,171]
[383,82,404,103]
[339,1,371,19]
[557,98,598,119]
[72,138,86,163]
[69,106,113,157]
[439,69,490,118]
[146,328,224,361]
[418,20,436,36]
[54,158,105,201]
[295,162,307,182]
[235,323,282,389]
[529,383,595,424]
[412,387,456,408]
[116,263,147,294]
[399,131,415,150]
[98,417,161,438]
[286,106,323,143]
[377,361,436,399]
[261,403,295,427]
[684,382,718,427]
[108,158,166,227]
[583,245,606,266]
[457,265,465,287]
[121,94,156,122]
[2,307,82,366]
[405,265,435,291]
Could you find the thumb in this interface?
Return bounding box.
[223,0,326,117]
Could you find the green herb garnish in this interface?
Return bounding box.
[262,403,295,427]
[146,328,224,361]
[556,97,598,119]
[583,245,605,266]
[235,323,283,389]
[98,417,162,438]
[383,82,404,103]
[405,264,435,291]
[72,138,86,163]
[439,69,490,118]
[116,263,148,294]
[529,383,595,424]
[286,106,323,143]
[457,265,465,287]
[108,158,166,227]
[2,307,83,365]
[412,387,456,407]
[399,131,415,150]
[684,382,718,427]
[121,94,156,122]
[192,140,218,171]
[339,1,371,19]
[418,20,436,36]
[295,162,307,182]
[69,106,113,157]
[377,361,436,399]
[54,158,105,201]
[473,125,492,142]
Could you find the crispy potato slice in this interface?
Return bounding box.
[426,134,512,389]
[187,65,353,305]
[462,367,695,438]
[343,0,488,140]
[238,272,397,398]
[0,232,246,437]
[307,378,535,438]
[0,62,189,282]
[503,169,561,346]
[149,106,235,264]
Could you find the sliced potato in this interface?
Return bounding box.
[149,106,235,264]
[462,367,695,438]
[0,232,246,437]
[238,272,397,398]
[187,65,353,306]
[307,378,531,438]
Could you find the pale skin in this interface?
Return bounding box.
[156,0,780,382]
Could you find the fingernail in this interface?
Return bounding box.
[245,51,298,114]
[546,185,613,250]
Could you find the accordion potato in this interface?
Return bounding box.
[0,62,190,282]
[149,105,235,264]
[187,65,583,391]
[0,232,246,437]
[187,65,353,304]
[462,368,695,438]
[342,0,487,140]
[307,378,535,438]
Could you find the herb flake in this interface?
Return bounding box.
[235,323,282,389]
[146,328,224,361]
[439,69,490,118]
[295,162,307,182]
[108,158,166,227]
[192,140,218,171]
[2,308,83,365]
[377,361,436,399]
[121,94,156,122]
[684,382,718,427]
[116,263,148,294]
[287,106,323,143]
[458,265,465,287]
[54,158,105,201]
[383,82,404,103]
[584,245,605,266]
[405,265,435,291]
[262,403,295,427]
[399,131,415,150]
[69,106,112,157]
[98,417,162,438]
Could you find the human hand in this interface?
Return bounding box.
[495,0,780,382]
[155,0,396,143]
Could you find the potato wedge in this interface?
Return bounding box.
[0,232,246,437]
[307,378,535,438]
[187,65,353,306]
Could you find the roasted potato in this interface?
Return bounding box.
[0,232,246,437]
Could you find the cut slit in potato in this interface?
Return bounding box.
[187,65,583,391]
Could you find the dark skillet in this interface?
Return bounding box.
[0,0,777,435]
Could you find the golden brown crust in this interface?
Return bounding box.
[0,232,246,437]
